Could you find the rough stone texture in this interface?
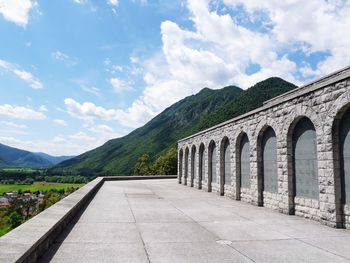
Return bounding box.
[40,179,350,262]
[178,66,350,228]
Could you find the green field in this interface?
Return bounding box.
[0,182,84,194]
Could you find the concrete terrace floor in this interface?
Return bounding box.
[41,179,350,263]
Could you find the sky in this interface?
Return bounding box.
[0,0,349,156]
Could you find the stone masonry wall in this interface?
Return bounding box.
[178,67,350,228]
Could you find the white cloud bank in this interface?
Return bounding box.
[64,0,350,131]
[0,122,123,155]
[0,104,46,120]
[0,0,37,27]
[64,98,156,128]
[112,0,350,128]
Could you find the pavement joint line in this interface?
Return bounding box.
[176,186,350,262]
[37,180,350,262]
[163,186,257,263]
[295,237,350,261]
[124,186,151,263]
[227,243,256,263]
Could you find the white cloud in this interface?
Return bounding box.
[0,121,27,129]
[52,50,78,66]
[39,105,48,112]
[64,98,154,128]
[104,58,111,66]
[53,119,68,127]
[0,59,43,89]
[222,0,350,76]
[90,124,114,134]
[64,98,118,122]
[0,0,37,27]
[107,0,118,7]
[13,69,43,89]
[73,0,87,4]
[0,104,46,120]
[131,0,147,5]
[82,86,100,96]
[110,78,133,93]
[130,56,139,64]
[0,129,122,155]
[89,124,122,143]
[70,131,95,141]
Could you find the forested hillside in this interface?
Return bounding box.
[51,77,297,176]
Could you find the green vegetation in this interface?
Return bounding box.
[0,184,82,237]
[44,175,88,184]
[134,148,177,175]
[50,77,297,176]
[0,182,83,196]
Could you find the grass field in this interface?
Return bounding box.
[0,182,84,194]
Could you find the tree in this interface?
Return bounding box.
[152,148,178,175]
[9,212,22,229]
[22,198,37,219]
[39,191,61,211]
[134,154,153,175]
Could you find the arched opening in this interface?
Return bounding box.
[208,140,216,192]
[198,143,205,190]
[236,133,250,200]
[288,117,319,214]
[184,147,189,186]
[257,126,278,206]
[191,145,196,187]
[333,105,350,227]
[178,149,183,184]
[220,137,230,196]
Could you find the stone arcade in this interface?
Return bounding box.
[178,66,350,228]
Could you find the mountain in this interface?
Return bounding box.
[35,153,74,165]
[51,77,297,176]
[0,144,74,168]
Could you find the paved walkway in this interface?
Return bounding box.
[41,179,350,263]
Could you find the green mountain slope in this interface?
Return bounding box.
[0,144,52,168]
[51,77,297,176]
[0,144,74,168]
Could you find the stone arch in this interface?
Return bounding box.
[257,125,278,206]
[332,103,350,227]
[198,143,205,190]
[178,148,183,184]
[220,136,231,196]
[184,147,189,186]
[287,116,319,215]
[190,145,197,187]
[236,131,250,200]
[208,140,217,192]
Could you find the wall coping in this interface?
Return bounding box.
[0,176,176,263]
[178,65,350,143]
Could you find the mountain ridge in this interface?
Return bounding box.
[0,143,73,168]
[51,77,297,176]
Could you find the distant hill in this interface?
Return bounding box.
[35,152,73,165]
[51,77,297,176]
[0,143,73,168]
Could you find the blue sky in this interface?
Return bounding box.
[0,0,349,156]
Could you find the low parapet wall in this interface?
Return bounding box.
[0,175,176,263]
